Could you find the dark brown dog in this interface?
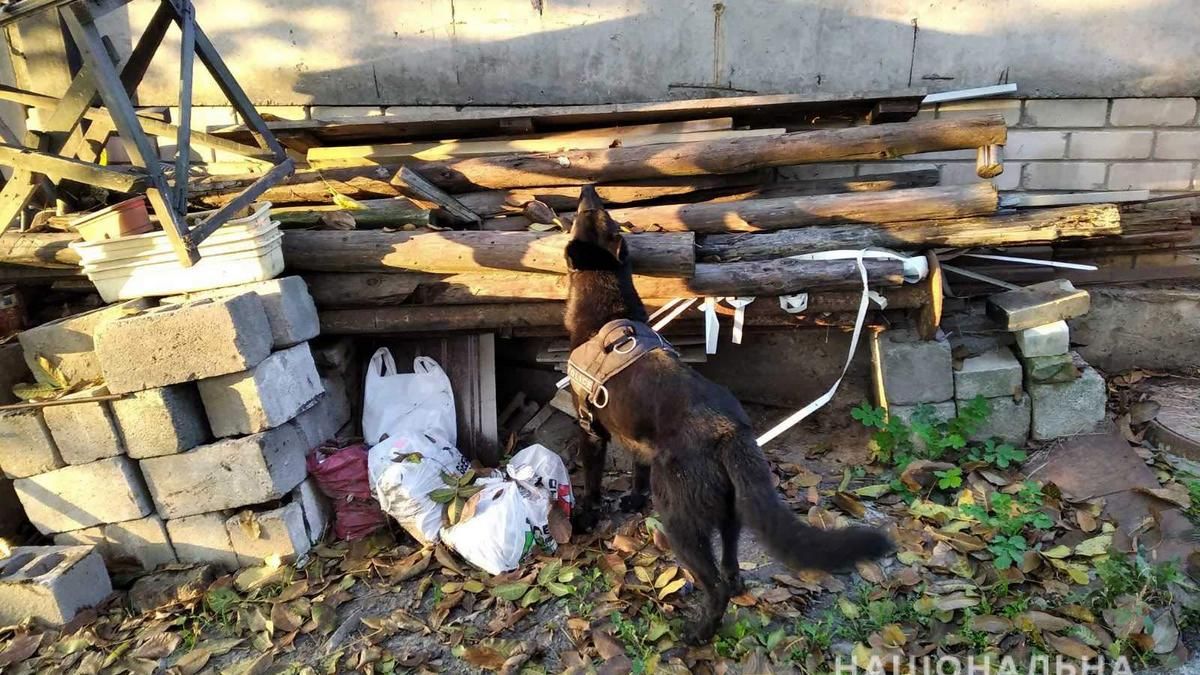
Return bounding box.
[563,185,893,643]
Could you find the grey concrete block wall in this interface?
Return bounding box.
[41,387,124,465]
[94,294,273,394]
[226,502,312,565]
[0,409,64,479]
[966,394,1031,446]
[197,343,324,437]
[0,546,112,626]
[953,348,1022,400]
[139,423,309,519]
[13,457,153,535]
[1070,285,1200,373]
[110,385,211,459]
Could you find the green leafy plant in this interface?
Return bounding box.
[429,470,484,525]
[611,605,676,673]
[853,396,1013,472]
[935,467,963,490]
[714,611,786,660]
[988,534,1028,570]
[967,438,1027,470]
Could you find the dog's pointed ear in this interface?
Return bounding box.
[577,185,603,214]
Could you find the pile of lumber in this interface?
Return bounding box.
[1,91,1196,336]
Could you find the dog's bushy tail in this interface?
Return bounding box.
[722,435,893,572]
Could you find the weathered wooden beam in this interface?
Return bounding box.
[601,184,998,233]
[698,204,1127,261]
[281,230,695,276]
[0,142,146,192]
[405,116,1008,191]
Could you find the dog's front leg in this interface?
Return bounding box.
[572,430,608,532]
[620,463,651,512]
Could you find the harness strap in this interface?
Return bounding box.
[566,319,675,423]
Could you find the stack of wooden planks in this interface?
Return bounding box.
[0,91,1195,335]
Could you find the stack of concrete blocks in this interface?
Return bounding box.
[990,280,1107,440]
[2,277,342,575]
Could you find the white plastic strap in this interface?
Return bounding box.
[779,293,809,314]
[959,253,1098,271]
[701,297,719,354]
[652,297,698,332]
[724,297,755,344]
[756,250,873,447]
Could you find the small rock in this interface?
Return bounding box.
[129,564,220,614]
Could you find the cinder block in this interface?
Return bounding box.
[1067,131,1153,159]
[293,372,351,449]
[879,329,954,405]
[105,516,177,570]
[94,295,273,394]
[14,457,153,534]
[226,502,312,565]
[987,280,1090,331]
[1022,352,1081,385]
[1029,366,1107,440]
[966,394,1031,446]
[0,409,64,478]
[110,385,210,459]
[1004,131,1068,160]
[937,100,1022,126]
[954,348,1023,400]
[41,386,124,465]
[888,400,957,425]
[1014,321,1069,358]
[53,526,108,557]
[1154,130,1200,160]
[1022,162,1107,191]
[18,299,153,386]
[1110,98,1197,126]
[140,424,308,519]
[1022,99,1108,128]
[198,343,323,437]
[165,513,240,571]
[0,546,112,626]
[294,479,330,545]
[1107,162,1194,191]
[0,343,30,405]
[310,106,383,121]
[163,277,319,349]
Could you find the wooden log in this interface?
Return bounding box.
[602,184,998,233]
[0,231,79,267]
[190,167,401,207]
[306,126,783,168]
[281,230,695,276]
[271,198,432,228]
[407,116,1007,191]
[698,204,1126,261]
[193,116,1007,199]
[391,166,482,227]
[302,258,905,307]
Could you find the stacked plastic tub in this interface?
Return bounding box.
[70,202,283,302]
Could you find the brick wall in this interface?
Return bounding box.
[75,98,1200,191]
[801,97,1200,193]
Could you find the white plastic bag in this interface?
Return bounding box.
[507,443,575,520]
[367,430,468,544]
[363,349,457,446]
[440,478,536,575]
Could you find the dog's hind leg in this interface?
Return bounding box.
[664,516,728,644]
[619,463,651,512]
[719,513,745,596]
[572,430,608,532]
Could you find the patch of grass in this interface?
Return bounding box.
[713,611,786,660]
[611,605,676,673]
[1088,549,1185,610]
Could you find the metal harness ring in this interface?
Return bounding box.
[612,336,637,355]
[591,385,610,409]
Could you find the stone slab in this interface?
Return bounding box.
[14,457,153,534]
[0,546,112,626]
[94,294,273,394]
[987,280,1090,331]
[294,478,330,545]
[110,385,211,459]
[1070,285,1200,373]
[293,371,351,449]
[139,424,308,519]
[198,343,323,437]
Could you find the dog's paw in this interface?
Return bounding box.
[724,574,747,597]
[618,492,649,513]
[571,506,602,533]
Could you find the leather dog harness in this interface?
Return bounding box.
[566,319,676,434]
